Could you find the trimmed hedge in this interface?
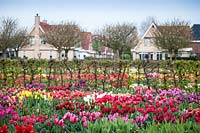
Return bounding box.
[0,59,200,91]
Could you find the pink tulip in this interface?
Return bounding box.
[89,116,93,121]
[83,120,88,127]
[63,112,71,121]
[82,116,87,122]
[108,115,113,120]
[132,119,135,124]
[79,111,85,117]
[85,112,90,117]
[54,118,59,125]
[113,113,119,119]
[58,119,64,126]
[70,115,76,123]
[122,114,129,122]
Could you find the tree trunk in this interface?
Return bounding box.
[65,49,69,61]
[15,49,19,58]
[94,52,97,59]
[58,51,61,61]
[113,50,120,60]
[170,55,173,60]
[169,51,173,60]
[98,51,101,59]
[3,50,7,58]
[119,50,122,59]
[174,50,178,60]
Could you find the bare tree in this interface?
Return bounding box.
[45,22,82,60]
[140,16,158,36]
[11,28,29,58]
[100,23,138,59]
[154,18,191,60]
[0,17,17,58]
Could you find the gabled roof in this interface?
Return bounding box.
[132,22,191,52]
[132,22,157,51]
[39,21,93,50]
[192,24,200,40]
[39,22,81,33]
[39,22,55,32]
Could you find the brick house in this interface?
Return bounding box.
[190,24,200,59]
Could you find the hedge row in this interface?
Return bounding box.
[0,59,199,92]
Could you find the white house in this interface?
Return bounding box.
[132,23,193,60]
[132,23,167,60]
[19,14,71,60]
[19,14,113,60]
[19,14,95,60]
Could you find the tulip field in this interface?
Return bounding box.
[0,59,200,132]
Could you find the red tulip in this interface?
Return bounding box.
[156,101,160,107]
[0,124,11,133]
[162,105,168,113]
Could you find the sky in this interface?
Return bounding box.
[0,0,200,33]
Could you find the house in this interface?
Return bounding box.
[190,24,200,59]
[19,14,94,60]
[131,23,193,60]
[131,23,167,60]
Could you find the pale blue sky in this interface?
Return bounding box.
[0,0,199,32]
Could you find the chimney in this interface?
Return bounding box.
[34,14,41,58]
[35,13,40,28]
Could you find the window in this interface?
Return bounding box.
[178,52,182,57]
[144,39,149,46]
[145,54,149,59]
[165,54,168,59]
[83,55,86,58]
[50,55,52,59]
[139,53,149,60]
[144,39,150,46]
[62,53,64,57]
[157,53,162,60]
[150,53,153,60]
[139,54,142,60]
[29,36,35,45]
[40,36,46,44]
[144,38,154,47]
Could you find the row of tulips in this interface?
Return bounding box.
[0,86,200,132]
[0,124,37,133]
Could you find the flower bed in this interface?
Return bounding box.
[0,86,200,132]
